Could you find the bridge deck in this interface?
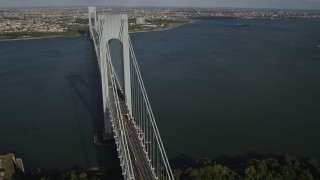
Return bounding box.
[118,95,154,180]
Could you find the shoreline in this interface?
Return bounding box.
[0,34,82,42]
[0,21,197,41]
[129,20,197,34]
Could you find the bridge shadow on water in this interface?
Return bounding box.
[65,44,121,175]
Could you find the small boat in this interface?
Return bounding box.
[317,44,320,48]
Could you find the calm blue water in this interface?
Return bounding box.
[0,19,320,170]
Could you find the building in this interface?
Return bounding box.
[135,17,145,25]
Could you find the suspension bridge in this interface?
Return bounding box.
[88,7,174,180]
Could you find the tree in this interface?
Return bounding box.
[173,169,181,180]
[79,172,88,180]
[70,170,78,180]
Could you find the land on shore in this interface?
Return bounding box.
[172,154,320,179]
[129,20,196,33]
[0,30,85,41]
[5,154,320,179]
[1,6,319,41]
[0,34,82,42]
[0,20,191,41]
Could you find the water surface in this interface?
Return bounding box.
[131,18,320,160]
[0,19,320,170]
[0,36,119,169]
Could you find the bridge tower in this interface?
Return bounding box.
[88,7,97,38]
[97,14,133,135]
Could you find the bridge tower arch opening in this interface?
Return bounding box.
[108,39,125,93]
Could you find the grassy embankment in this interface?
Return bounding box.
[0,30,85,41]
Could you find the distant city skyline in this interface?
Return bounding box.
[0,0,320,9]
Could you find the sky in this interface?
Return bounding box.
[0,0,320,9]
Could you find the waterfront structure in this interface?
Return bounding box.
[88,7,173,180]
[0,153,24,179]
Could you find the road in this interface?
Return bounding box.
[118,92,155,180]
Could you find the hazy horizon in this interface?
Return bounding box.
[0,0,320,10]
